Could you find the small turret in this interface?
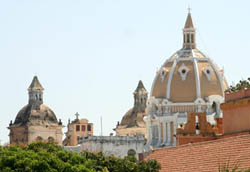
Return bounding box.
[133,80,148,112]
[183,9,196,49]
[28,76,44,106]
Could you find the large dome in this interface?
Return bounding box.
[14,104,58,126]
[151,13,228,103]
[151,48,228,102]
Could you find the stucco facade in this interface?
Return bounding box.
[63,113,93,146]
[221,88,250,134]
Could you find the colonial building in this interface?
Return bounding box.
[8,76,64,145]
[63,112,93,146]
[144,11,228,148]
[114,80,148,136]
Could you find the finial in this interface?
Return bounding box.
[188,6,191,13]
[58,119,62,125]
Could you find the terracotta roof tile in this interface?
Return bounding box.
[145,134,250,172]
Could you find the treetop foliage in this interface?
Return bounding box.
[226,78,250,93]
[0,142,161,172]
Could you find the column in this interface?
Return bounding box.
[157,121,161,146]
[170,122,174,145]
[173,122,177,146]
[163,121,167,144]
[167,122,171,145]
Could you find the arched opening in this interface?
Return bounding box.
[36,136,43,141]
[127,149,136,156]
[48,136,55,143]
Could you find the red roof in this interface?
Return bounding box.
[145,134,250,172]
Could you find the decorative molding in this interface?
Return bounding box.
[167,59,177,99]
[178,63,190,81]
[202,66,213,81]
[193,58,201,98]
[159,67,169,82]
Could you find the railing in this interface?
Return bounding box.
[150,104,212,115]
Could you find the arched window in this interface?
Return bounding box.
[191,34,194,43]
[187,34,190,43]
[127,149,136,156]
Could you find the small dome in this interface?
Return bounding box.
[151,48,228,102]
[120,108,146,128]
[14,104,58,126]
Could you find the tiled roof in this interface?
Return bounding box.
[145,134,250,172]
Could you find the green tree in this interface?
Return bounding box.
[226,78,250,93]
[0,142,160,172]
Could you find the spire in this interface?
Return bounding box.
[184,11,194,28]
[28,76,44,91]
[183,9,196,49]
[134,80,147,93]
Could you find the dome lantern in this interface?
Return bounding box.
[28,76,44,106]
[183,10,196,49]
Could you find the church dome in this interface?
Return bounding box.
[151,13,228,103]
[12,76,59,126]
[14,104,58,126]
[114,80,148,136]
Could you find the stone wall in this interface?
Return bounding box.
[77,136,146,158]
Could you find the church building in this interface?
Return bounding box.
[8,76,64,145]
[144,11,228,148]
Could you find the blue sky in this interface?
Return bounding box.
[0,0,250,144]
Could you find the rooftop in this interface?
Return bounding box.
[145,133,250,172]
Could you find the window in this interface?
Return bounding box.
[191,34,194,43]
[187,34,190,43]
[82,125,86,131]
[87,124,91,131]
[76,125,80,131]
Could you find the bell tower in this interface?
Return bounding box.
[133,80,148,112]
[183,9,196,49]
[28,76,44,106]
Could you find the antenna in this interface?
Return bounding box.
[100,116,103,136]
